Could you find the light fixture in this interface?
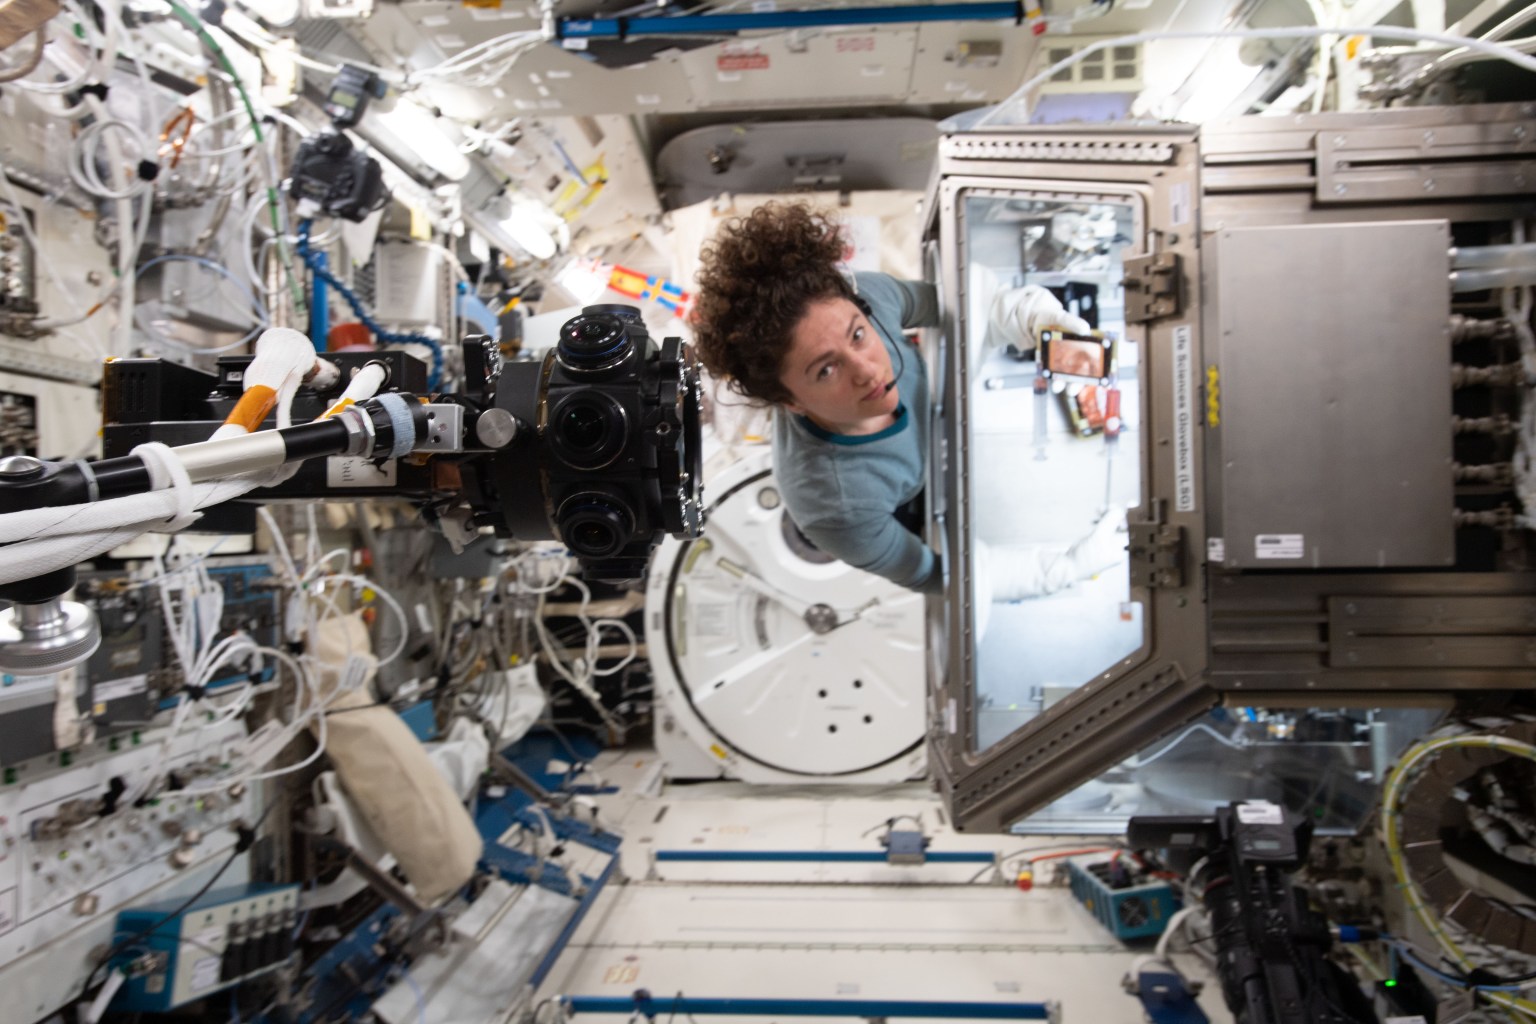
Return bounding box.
[464,193,565,262]
[553,258,610,306]
[371,101,471,182]
[1172,40,1264,123]
[499,199,558,260]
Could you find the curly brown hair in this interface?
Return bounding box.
[691,202,855,405]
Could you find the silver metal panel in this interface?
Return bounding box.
[940,133,1179,164]
[1200,102,1536,155]
[1318,153,1535,203]
[374,881,577,1024]
[654,119,938,210]
[1212,220,1454,569]
[678,29,920,110]
[925,130,1212,832]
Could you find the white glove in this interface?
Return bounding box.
[1063,510,1128,581]
[984,285,1093,355]
[980,511,1127,602]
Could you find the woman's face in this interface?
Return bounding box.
[777,296,899,433]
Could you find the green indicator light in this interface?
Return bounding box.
[1385,980,1398,988]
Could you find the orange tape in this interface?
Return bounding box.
[320,397,355,420]
[225,384,277,433]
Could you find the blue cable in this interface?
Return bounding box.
[1391,941,1531,993]
[296,221,444,389]
[403,967,428,1024]
[135,253,270,326]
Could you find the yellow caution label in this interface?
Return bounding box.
[408,203,432,241]
[1206,365,1221,428]
[709,744,728,760]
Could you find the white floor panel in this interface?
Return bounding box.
[538,750,1234,1024]
[540,883,1234,1024]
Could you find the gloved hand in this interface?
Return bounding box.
[984,284,1093,355]
[980,510,1128,602]
[1063,509,1128,582]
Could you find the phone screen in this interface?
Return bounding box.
[1043,333,1111,381]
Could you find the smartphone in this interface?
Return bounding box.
[1039,330,1116,385]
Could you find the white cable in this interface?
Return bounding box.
[78,94,138,358]
[69,118,153,200]
[83,968,127,1024]
[167,645,330,796]
[588,617,639,676]
[0,476,262,586]
[257,507,302,586]
[978,25,1536,126]
[312,572,410,667]
[220,11,349,75]
[14,0,104,95]
[1155,906,1201,963]
[0,458,234,544]
[531,574,625,732]
[1120,721,1249,769]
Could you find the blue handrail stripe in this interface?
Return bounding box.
[654,850,996,863]
[559,3,1022,38]
[563,996,1053,1019]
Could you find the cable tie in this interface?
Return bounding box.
[131,441,199,530]
[136,160,160,182]
[70,458,100,504]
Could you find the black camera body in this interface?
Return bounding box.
[491,305,703,581]
[95,307,703,583]
[1128,804,1378,1024]
[288,132,387,223]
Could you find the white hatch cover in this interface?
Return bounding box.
[646,448,926,781]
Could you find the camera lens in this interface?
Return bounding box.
[558,494,633,558]
[573,520,614,552]
[549,393,625,469]
[558,313,632,372]
[562,403,608,453]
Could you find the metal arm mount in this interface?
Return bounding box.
[0,394,432,677]
[0,393,429,516]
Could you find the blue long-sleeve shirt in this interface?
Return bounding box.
[771,273,942,593]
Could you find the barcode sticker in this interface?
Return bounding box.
[1254,534,1304,559]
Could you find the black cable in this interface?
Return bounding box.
[1282,937,1371,1024]
[323,698,418,718]
[79,797,280,1000]
[1182,916,1244,947]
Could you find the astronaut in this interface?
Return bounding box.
[691,202,1124,599]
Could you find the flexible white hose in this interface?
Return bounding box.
[0,477,261,586]
[978,25,1536,126]
[320,362,388,418]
